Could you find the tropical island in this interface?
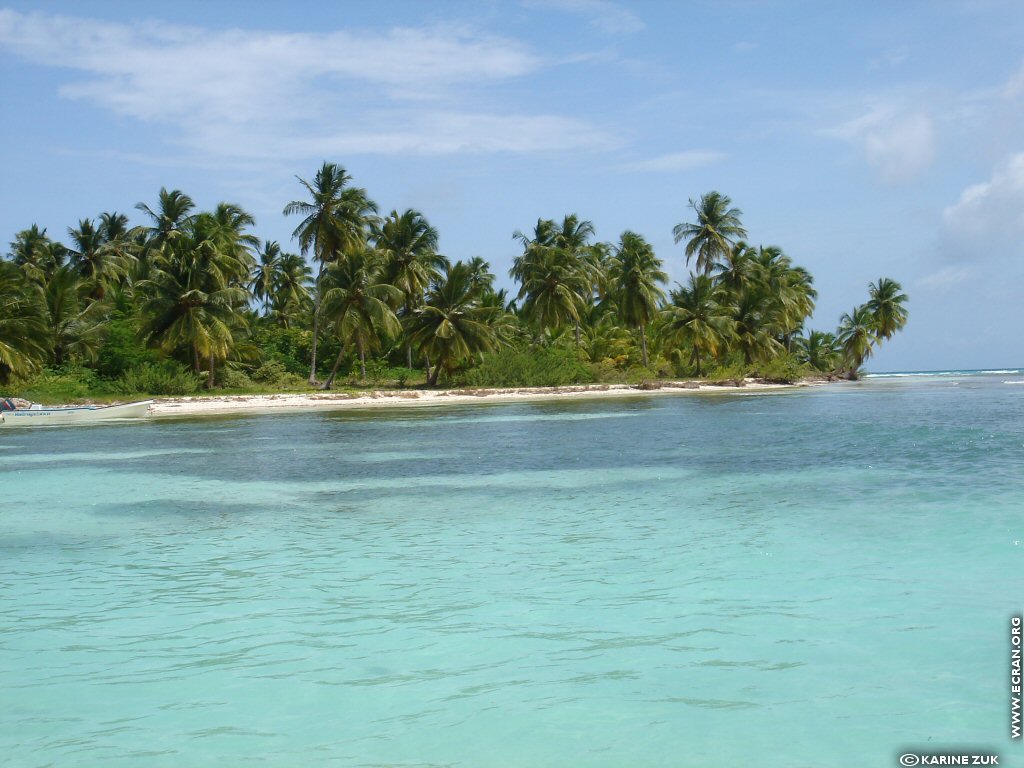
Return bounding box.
[0,163,908,407]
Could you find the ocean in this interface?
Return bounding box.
[2,371,1022,767]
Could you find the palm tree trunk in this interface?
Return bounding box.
[693,346,702,377]
[358,340,366,380]
[207,352,215,389]
[193,345,201,374]
[323,344,347,390]
[428,363,440,386]
[424,353,432,385]
[307,266,325,385]
[639,323,648,367]
[406,342,413,371]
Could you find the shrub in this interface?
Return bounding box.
[218,368,255,390]
[751,353,810,384]
[95,316,158,379]
[251,359,305,389]
[458,347,595,388]
[252,325,313,376]
[114,363,201,396]
[15,367,111,403]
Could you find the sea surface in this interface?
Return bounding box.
[2,371,1022,767]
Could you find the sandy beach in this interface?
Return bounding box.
[148,378,824,418]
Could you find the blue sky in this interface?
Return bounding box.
[2,0,1023,371]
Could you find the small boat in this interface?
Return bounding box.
[0,399,153,427]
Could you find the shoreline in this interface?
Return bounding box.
[148,378,831,418]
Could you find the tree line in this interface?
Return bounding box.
[0,162,908,395]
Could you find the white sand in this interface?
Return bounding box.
[148,379,822,418]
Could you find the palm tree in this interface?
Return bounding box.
[673,191,747,275]
[511,216,592,342]
[284,162,377,384]
[251,241,282,316]
[0,261,48,384]
[135,188,196,256]
[98,212,131,243]
[867,278,909,341]
[67,218,129,300]
[608,231,666,367]
[271,252,313,328]
[465,256,495,296]
[514,245,589,341]
[553,215,598,345]
[42,265,104,366]
[837,304,876,375]
[407,262,497,386]
[661,274,736,376]
[733,288,783,366]
[8,225,66,284]
[319,250,401,388]
[713,241,757,296]
[136,212,251,387]
[375,209,445,368]
[795,330,840,372]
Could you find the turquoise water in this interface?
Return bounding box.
[2,373,1022,767]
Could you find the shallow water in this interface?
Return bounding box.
[2,374,1022,767]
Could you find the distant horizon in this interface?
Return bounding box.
[866,366,1024,374]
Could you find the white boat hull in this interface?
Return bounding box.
[0,400,153,427]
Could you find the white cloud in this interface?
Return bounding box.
[943,153,1024,240]
[620,150,726,173]
[0,9,615,159]
[829,106,935,183]
[522,0,645,35]
[918,265,972,292]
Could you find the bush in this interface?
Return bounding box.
[705,360,748,384]
[458,346,595,388]
[95,316,158,379]
[218,368,255,390]
[114,363,201,396]
[252,325,312,376]
[750,354,810,384]
[15,367,112,403]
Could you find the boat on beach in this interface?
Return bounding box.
[0,399,153,427]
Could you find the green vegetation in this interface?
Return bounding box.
[0,169,909,401]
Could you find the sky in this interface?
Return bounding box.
[1,0,1023,372]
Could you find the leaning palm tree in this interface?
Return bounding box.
[284,162,377,384]
[673,191,747,275]
[319,250,402,388]
[837,304,876,376]
[407,262,497,386]
[608,231,667,367]
[867,278,909,341]
[0,260,48,383]
[661,274,736,376]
